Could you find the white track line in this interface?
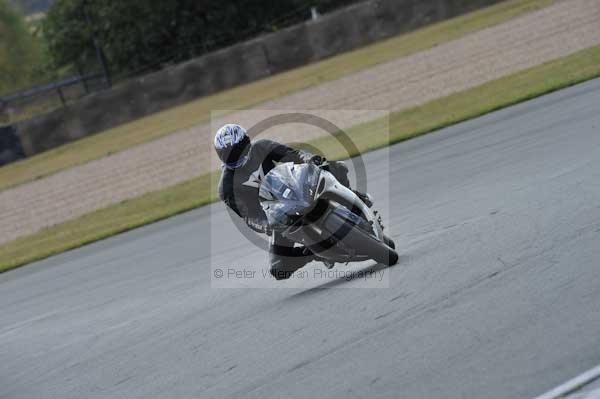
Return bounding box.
[533,365,600,399]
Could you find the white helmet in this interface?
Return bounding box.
[214,124,251,168]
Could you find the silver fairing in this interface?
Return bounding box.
[259,162,384,262]
[315,168,383,240]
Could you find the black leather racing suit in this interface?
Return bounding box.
[218,139,349,279]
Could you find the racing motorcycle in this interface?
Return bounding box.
[259,161,398,267]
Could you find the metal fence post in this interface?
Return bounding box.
[77,65,90,94]
[57,87,66,106]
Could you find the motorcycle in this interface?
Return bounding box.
[259,161,398,267]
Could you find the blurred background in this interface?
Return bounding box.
[1,0,359,123]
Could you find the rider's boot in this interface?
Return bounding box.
[322,260,335,269]
[270,246,315,280]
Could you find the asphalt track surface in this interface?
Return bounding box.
[2,79,600,399]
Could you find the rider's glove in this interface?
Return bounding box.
[245,217,272,236]
[309,155,324,166]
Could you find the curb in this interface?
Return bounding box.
[533,365,600,399]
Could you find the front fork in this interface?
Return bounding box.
[318,170,384,241]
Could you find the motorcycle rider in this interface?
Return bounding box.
[214,123,372,280]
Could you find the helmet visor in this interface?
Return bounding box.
[216,132,250,168]
[225,155,248,169]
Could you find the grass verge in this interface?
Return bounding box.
[0,0,559,192]
[1,45,599,273]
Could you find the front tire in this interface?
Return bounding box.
[383,234,396,249]
[327,213,399,266]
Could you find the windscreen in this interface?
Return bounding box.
[259,163,320,229]
[259,163,319,202]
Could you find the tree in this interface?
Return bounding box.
[42,0,359,79]
[0,0,44,94]
[8,0,54,15]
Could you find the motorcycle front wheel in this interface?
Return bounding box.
[325,211,399,266]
